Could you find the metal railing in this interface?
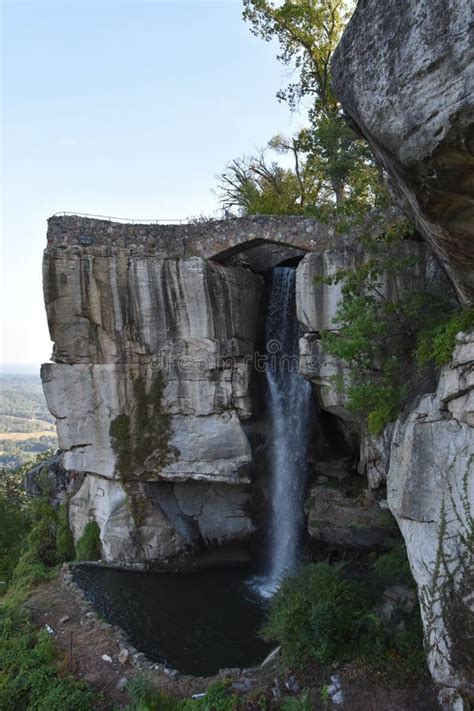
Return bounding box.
[52,211,187,224]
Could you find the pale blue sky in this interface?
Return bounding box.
[1,0,304,366]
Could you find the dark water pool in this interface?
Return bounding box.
[72,565,273,676]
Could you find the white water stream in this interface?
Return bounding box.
[254,266,312,598]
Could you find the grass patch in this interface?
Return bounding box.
[0,606,99,710]
[125,675,240,710]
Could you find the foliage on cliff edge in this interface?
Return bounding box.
[0,455,100,710]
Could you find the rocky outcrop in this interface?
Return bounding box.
[306,481,397,550]
[24,451,84,506]
[45,213,378,566]
[332,0,474,305]
[386,332,473,697]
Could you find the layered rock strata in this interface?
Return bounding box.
[43,230,265,565]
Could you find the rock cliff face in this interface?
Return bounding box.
[43,217,278,565]
[42,212,451,564]
[332,1,473,700]
[354,333,474,698]
[42,203,472,694]
[387,333,473,696]
[332,0,474,305]
[43,214,357,567]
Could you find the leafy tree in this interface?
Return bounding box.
[217,124,385,216]
[243,0,350,116]
[298,119,385,212]
[217,151,305,216]
[218,1,384,214]
[216,135,329,216]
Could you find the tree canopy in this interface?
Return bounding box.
[218,0,384,216]
[243,0,351,116]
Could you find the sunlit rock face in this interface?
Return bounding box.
[42,220,269,565]
[43,213,350,566]
[332,0,474,305]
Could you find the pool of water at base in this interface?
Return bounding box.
[72,565,274,677]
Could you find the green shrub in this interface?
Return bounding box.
[6,502,61,609]
[348,382,404,436]
[0,493,29,590]
[281,692,313,710]
[125,676,239,711]
[261,560,426,680]
[75,521,101,562]
[371,540,414,590]
[56,504,75,562]
[416,307,474,367]
[126,674,177,710]
[261,563,358,666]
[182,680,239,711]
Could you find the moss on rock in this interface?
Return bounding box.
[75,521,101,561]
[109,371,174,526]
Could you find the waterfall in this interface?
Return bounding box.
[255,266,312,598]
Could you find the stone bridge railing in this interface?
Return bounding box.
[46,213,341,262]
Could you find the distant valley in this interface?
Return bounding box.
[0,370,57,469]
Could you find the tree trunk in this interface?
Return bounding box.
[333,179,346,208]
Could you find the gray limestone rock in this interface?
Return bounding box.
[386,333,474,693]
[305,481,397,549]
[332,0,474,304]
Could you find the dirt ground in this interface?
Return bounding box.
[24,571,440,710]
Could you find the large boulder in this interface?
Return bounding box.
[306,481,397,550]
[332,0,474,305]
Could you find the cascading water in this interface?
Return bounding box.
[254,266,312,598]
